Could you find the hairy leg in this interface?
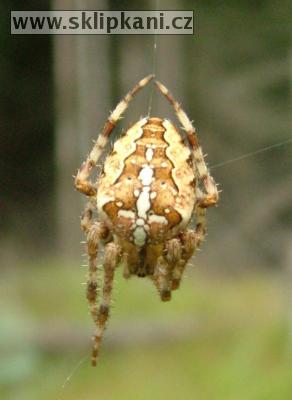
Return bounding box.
[153,238,181,301]
[155,80,219,208]
[81,200,111,331]
[153,256,173,301]
[75,74,154,196]
[171,209,207,291]
[91,242,121,366]
[171,226,203,290]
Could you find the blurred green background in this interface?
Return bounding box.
[1,1,292,399]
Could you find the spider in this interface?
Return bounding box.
[74,75,219,365]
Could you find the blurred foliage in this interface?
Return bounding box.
[1,260,292,399]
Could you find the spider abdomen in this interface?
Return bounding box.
[97,117,196,246]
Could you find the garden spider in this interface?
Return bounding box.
[75,75,219,365]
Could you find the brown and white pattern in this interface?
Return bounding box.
[97,116,195,247]
[74,75,219,366]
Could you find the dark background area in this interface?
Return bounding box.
[1,0,54,254]
[1,0,291,267]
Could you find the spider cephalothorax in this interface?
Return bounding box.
[75,75,219,365]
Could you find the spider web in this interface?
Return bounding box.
[210,137,292,171]
[147,0,160,116]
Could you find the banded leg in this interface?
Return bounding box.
[164,238,182,291]
[171,232,196,291]
[91,242,121,366]
[75,74,154,196]
[81,200,111,328]
[155,80,219,208]
[153,256,173,301]
[171,260,186,290]
[122,252,131,279]
[153,239,181,301]
[172,212,207,290]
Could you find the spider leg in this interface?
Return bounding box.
[172,218,206,290]
[154,256,173,301]
[171,260,186,290]
[164,238,182,292]
[75,74,154,196]
[91,241,121,366]
[154,80,219,208]
[157,228,204,293]
[122,252,131,279]
[81,200,111,334]
[153,238,182,301]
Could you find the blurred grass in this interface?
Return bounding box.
[1,260,292,400]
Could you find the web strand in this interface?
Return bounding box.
[61,354,88,391]
[147,2,159,116]
[210,137,292,170]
